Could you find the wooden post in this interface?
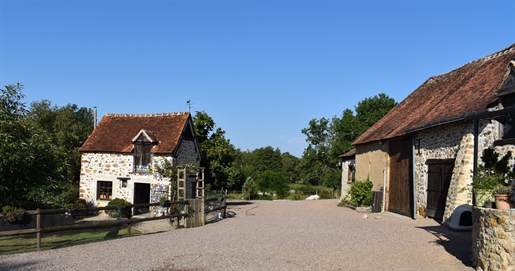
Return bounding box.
[127,206,133,237]
[36,208,41,251]
[223,199,227,219]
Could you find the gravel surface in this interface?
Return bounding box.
[0,200,474,271]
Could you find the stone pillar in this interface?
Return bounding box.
[472,207,515,271]
[443,133,474,221]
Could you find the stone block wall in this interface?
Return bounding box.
[80,140,199,206]
[340,159,355,200]
[415,120,499,221]
[80,153,135,204]
[472,207,515,271]
[175,140,198,165]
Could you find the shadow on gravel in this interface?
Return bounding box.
[205,210,237,225]
[226,201,254,206]
[0,260,40,271]
[417,225,474,267]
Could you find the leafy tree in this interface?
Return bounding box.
[281,152,300,183]
[204,127,237,188]
[193,111,237,189]
[27,101,94,206]
[300,93,397,190]
[256,170,289,199]
[0,83,93,208]
[0,84,56,206]
[244,146,282,180]
[328,109,357,162]
[354,93,397,136]
[300,118,330,185]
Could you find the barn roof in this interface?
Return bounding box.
[353,44,515,145]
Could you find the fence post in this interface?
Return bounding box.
[36,208,41,251]
[127,205,133,237]
[223,198,227,219]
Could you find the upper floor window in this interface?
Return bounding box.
[132,129,158,172]
[134,142,152,172]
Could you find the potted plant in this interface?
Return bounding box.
[472,148,513,207]
[159,196,171,207]
[492,185,512,209]
[472,174,501,207]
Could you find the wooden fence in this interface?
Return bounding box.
[0,198,227,251]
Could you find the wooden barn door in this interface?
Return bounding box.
[426,159,454,220]
[388,139,413,217]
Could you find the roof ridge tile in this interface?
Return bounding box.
[105,112,189,117]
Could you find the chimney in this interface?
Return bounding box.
[94,106,97,129]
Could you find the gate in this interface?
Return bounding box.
[426,159,454,220]
[388,138,413,217]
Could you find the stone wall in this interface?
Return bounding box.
[472,207,515,271]
[415,120,500,221]
[80,153,135,204]
[340,159,355,200]
[80,140,199,206]
[175,140,198,165]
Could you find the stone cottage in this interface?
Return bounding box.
[78,112,201,208]
[352,44,515,221]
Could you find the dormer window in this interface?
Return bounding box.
[132,130,158,172]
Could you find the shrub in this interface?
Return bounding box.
[349,179,373,207]
[338,195,351,207]
[2,205,25,222]
[257,171,290,199]
[226,192,242,200]
[242,177,258,200]
[288,192,306,200]
[257,194,273,200]
[318,188,334,199]
[105,198,131,218]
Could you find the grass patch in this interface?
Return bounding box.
[0,227,141,256]
[226,192,243,200]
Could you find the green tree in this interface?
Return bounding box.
[300,93,397,190]
[281,152,300,183]
[354,93,397,136]
[256,170,289,199]
[0,84,56,207]
[0,83,94,208]
[193,111,237,189]
[27,101,94,205]
[244,146,282,179]
[300,118,330,185]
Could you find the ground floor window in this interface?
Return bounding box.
[98,181,113,200]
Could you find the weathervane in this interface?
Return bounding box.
[186,100,192,112]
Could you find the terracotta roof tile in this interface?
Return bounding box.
[339,148,356,158]
[79,112,191,154]
[353,44,515,145]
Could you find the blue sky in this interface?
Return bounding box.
[1,0,514,158]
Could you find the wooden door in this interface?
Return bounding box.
[426,159,454,220]
[388,139,413,217]
[133,183,150,214]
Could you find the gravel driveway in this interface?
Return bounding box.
[0,200,474,271]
